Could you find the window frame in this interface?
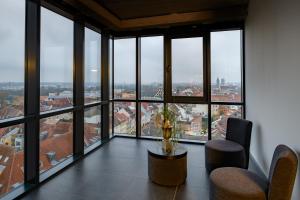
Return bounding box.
[165,34,208,103]
[111,28,245,142]
[0,1,110,199]
[0,0,245,198]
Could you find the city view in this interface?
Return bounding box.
[0,78,241,195]
[0,16,242,196]
[113,79,241,141]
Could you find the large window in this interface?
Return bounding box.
[114,102,136,136]
[211,105,242,139]
[141,36,164,100]
[40,7,73,112]
[40,112,73,173]
[84,28,101,104]
[211,31,242,102]
[114,38,136,99]
[0,1,113,199]
[84,106,101,147]
[0,124,24,196]
[109,103,113,138]
[0,0,25,120]
[210,30,243,139]
[171,37,204,97]
[141,103,164,137]
[109,38,113,100]
[39,8,74,174]
[0,0,25,196]
[112,31,244,142]
[168,104,208,141]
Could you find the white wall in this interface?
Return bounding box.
[245,0,300,199]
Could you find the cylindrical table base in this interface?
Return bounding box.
[148,153,187,186]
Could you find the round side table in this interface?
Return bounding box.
[148,144,187,186]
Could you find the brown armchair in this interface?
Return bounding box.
[209,144,298,200]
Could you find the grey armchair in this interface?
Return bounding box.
[205,118,253,173]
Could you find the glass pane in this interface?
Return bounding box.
[141,103,164,138]
[114,39,136,99]
[0,124,24,195]
[40,8,73,112]
[168,104,208,141]
[84,106,101,147]
[109,39,113,100]
[0,0,25,120]
[211,105,242,139]
[172,37,203,97]
[40,112,73,173]
[211,31,242,102]
[141,36,164,100]
[84,28,101,104]
[109,103,113,138]
[114,102,136,136]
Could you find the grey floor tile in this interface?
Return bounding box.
[20,138,210,200]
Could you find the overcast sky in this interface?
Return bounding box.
[0,0,25,82]
[0,1,241,84]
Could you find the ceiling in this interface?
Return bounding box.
[63,0,248,31]
[95,0,249,20]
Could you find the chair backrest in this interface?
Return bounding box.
[268,145,298,200]
[225,118,253,167]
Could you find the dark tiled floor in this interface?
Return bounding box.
[19,138,211,200]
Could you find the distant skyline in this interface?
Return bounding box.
[0,2,241,84]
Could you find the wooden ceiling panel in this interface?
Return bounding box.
[63,0,248,31]
[95,0,248,19]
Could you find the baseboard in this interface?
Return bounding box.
[249,154,268,180]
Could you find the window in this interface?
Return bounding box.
[40,112,73,173]
[0,0,25,196]
[109,103,113,138]
[109,38,113,99]
[168,104,208,141]
[40,8,74,112]
[141,103,164,137]
[84,106,101,147]
[114,39,136,99]
[211,105,242,139]
[0,0,25,120]
[171,37,204,97]
[84,28,101,104]
[211,31,242,102]
[0,124,24,195]
[141,36,164,100]
[114,102,136,136]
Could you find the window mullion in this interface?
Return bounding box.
[24,0,41,184]
[73,19,84,156]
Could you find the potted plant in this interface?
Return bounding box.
[155,107,178,153]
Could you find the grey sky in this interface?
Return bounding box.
[211,30,241,84]
[85,28,101,84]
[114,38,136,85]
[0,1,241,85]
[0,0,25,82]
[141,36,163,84]
[40,7,73,83]
[172,37,203,85]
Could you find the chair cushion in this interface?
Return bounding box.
[206,139,244,152]
[210,167,267,200]
[205,140,246,172]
